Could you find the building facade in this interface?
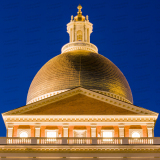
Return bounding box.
[1,5,160,160]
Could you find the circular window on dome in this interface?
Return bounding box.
[19,131,28,138]
[132,131,141,138]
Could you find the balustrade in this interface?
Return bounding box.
[0,137,159,145]
[128,138,153,144]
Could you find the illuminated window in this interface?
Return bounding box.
[20,131,28,137]
[103,131,113,138]
[101,130,114,141]
[132,132,140,138]
[129,129,142,138]
[47,131,56,138]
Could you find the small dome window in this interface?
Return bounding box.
[77,30,82,41]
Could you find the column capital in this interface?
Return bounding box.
[147,123,154,128]
[63,123,69,128]
[90,123,97,128]
[7,123,13,129]
[118,123,125,128]
[35,123,41,129]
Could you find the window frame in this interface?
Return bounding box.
[101,129,114,138]
[45,129,58,138]
[73,129,87,137]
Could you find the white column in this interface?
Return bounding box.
[63,126,69,137]
[72,26,75,42]
[119,123,124,137]
[85,27,87,42]
[70,29,72,42]
[35,124,41,137]
[91,126,96,137]
[82,27,84,42]
[7,124,13,137]
[147,123,154,137]
[75,29,77,41]
[87,28,90,42]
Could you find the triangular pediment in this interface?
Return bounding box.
[20,94,137,115]
[2,87,158,116]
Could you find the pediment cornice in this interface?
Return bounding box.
[2,87,158,117]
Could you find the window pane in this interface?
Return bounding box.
[47,131,56,138]
[103,131,113,138]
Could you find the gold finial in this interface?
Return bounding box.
[77,4,82,15]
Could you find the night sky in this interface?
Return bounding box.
[0,0,160,137]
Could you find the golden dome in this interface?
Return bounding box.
[26,50,133,104]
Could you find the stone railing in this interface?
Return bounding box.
[61,42,98,54]
[1,137,160,145]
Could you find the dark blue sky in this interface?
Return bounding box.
[0,0,160,136]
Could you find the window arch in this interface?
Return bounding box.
[132,131,141,138]
[77,30,82,41]
[19,131,28,137]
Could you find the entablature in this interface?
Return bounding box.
[3,115,156,128]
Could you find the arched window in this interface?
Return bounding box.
[20,131,28,137]
[77,30,82,41]
[132,131,140,138]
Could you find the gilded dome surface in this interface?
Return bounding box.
[27,50,133,104]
